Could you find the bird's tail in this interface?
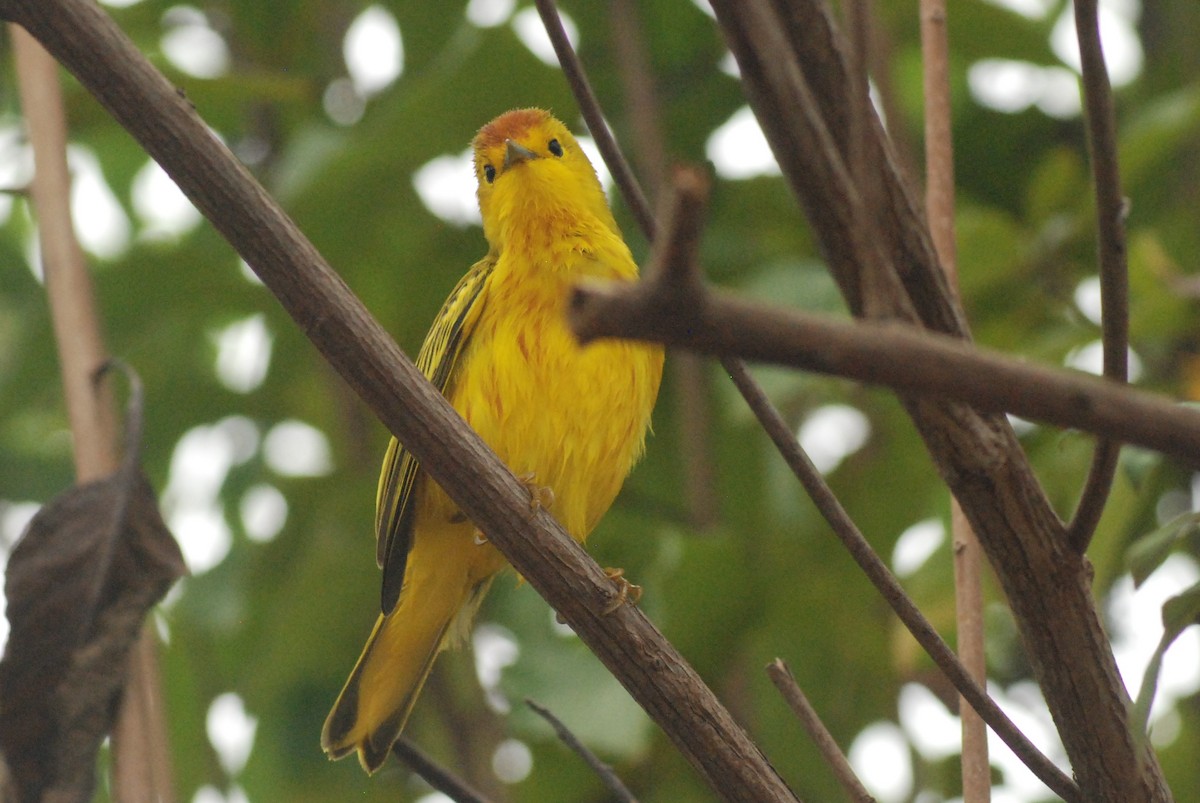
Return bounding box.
[321,556,493,773]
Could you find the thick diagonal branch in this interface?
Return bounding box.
[0,1,797,800]
[706,1,1171,798]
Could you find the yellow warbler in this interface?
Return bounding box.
[321,108,664,772]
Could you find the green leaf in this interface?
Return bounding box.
[1126,512,1200,587]
[1131,582,1200,747]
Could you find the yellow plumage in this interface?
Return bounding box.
[321,108,664,773]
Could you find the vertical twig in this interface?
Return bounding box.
[9,23,175,802]
[1065,0,1129,553]
[766,661,875,803]
[918,1,991,800]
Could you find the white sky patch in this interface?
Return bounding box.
[987,682,1070,798]
[492,738,533,784]
[0,125,32,225]
[466,0,516,28]
[706,106,779,179]
[100,0,145,7]
[1051,1,1143,88]
[1064,339,1143,381]
[68,146,131,260]
[344,5,403,96]
[983,0,1056,18]
[132,158,202,240]
[892,519,946,578]
[689,0,715,19]
[1110,554,1200,726]
[473,623,519,713]
[848,721,913,803]
[240,484,288,543]
[1074,275,1103,325]
[1007,413,1038,437]
[967,59,1082,119]
[263,420,333,477]
[161,7,230,80]
[717,51,740,79]
[798,404,871,475]
[323,77,366,126]
[164,417,258,573]
[206,692,258,776]
[414,147,480,226]
[170,506,232,574]
[576,136,613,196]
[898,683,962,760]
[511,6,576,67]
[192,786,249,803]
[213,313,273,393]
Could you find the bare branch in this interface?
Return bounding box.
[1066,0,1131,553]
[917,0,990,797]
[532,0,656,240]
[708,2,1170,797]
[0,2,800,799]
[725,361,1078,801]
[391,738,493,803]
[527,699,638,803]
[766,661,875,803]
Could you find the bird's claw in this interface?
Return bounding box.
[518,472,555,516]
[601,567,642,615]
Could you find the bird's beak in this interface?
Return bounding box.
[504,139,538,169]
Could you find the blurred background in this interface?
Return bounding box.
[1,0,1199,800]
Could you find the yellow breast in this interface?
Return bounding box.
[449,236,663,540]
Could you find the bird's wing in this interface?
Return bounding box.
[376,255,495,614]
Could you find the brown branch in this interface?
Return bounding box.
[573,277,1200,469]
[9,23,174,802]
[724,360,1077,801]
[766,661,875,803]
[1066,0,1130,553]
[918,1,990,798]
[0,2,799,800]
[527,699,638,803]
[391,738,492,803]
[532,0,656,240]
[668,4,1173,795]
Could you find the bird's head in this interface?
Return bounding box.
[472,108,618,249]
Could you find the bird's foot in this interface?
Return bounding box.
[601,567,642,615]
[518,472,555,516]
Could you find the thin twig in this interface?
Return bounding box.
[724,361,1078,802]
[527,699,638,803]
[918,1,990,798]
[532,0,656,240]
[1065,0,1130,553]
[391,738,493,803]
[766,661,875,803]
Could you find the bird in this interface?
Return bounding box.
[321,108,664,773]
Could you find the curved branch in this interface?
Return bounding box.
[1066,0,1131,553]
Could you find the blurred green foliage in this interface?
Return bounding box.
[2,1,1200,801]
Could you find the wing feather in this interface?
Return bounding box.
[376,256,494,613]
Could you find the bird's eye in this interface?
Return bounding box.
[548,139,563,157]
[484,164,496,183]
